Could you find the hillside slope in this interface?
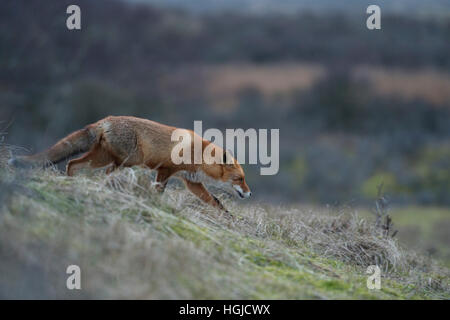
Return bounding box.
[0,161,448,299]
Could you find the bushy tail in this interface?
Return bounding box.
[9,126,98,168]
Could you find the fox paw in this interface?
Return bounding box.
[152,181,165,193]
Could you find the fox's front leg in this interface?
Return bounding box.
[153,168,172,193]
[183,179,229,214]
[67,143,115,176]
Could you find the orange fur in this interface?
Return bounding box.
[12,116,251,212]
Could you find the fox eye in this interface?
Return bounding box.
[235,177,243,182]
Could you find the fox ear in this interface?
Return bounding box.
[223,150,233,165]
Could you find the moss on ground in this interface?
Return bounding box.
[0,168,448,299]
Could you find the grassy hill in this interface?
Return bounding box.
[0,153,448,299]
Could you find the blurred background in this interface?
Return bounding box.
[1,1,449,260]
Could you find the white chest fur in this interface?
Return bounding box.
[177,170,203,183]
[177,170,229,189]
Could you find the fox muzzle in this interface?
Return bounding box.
[233,185,252,199]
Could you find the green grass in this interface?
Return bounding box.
[390,207,450,234]
[0,166,448,299]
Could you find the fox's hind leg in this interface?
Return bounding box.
[105,163,117,174]
[153,168,173,193]
[66,144,115,176]
[183,179,228,214]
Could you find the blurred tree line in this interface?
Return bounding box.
[1,0,449,205]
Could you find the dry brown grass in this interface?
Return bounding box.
[204,63,326,109]
[353,66,450,106]
[0,137,449,299]
[160,63,450,110]
[0,160,448,299]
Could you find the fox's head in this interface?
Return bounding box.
[222,159,252,199]
[202,149,251,199]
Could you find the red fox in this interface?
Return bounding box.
[8,116,251,213]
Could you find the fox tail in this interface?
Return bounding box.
[8,125,99,168]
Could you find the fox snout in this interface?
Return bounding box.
[233,184,252,199]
